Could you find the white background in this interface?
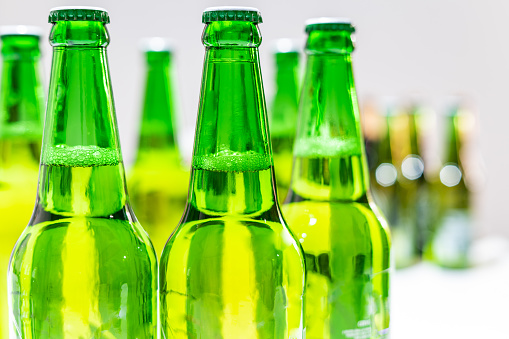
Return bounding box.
[1,1,507,336]
[1,0,506,236]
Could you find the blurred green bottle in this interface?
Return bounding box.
[282,18,391,338]
[406,105,430,256]
[362,98,384,177]
[371,101,420,268]
[0,25,44,339]
[269,39,300,202]
[160,7,305,338]
[128,38,188,256]
[8,7,157,338]
[425,104,474,268]
[390,104,430,261]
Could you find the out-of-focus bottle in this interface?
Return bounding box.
[282,18,391,338]
[389,102,431,265]
[9,7,157,337]
[0,25,44,339]
[159,7,305,338]
[371,99,421,268]
[269,38,300,202]
[425,102,476,268]
[361,97,384,177]
[128,37,188,256]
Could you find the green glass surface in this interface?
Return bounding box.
[270,49,300,203]
[371,111,420,269]
[128,47,188,256]
[160,12,305,339]
[8,12,157,338]
[406,107,430,255]
[0,30,44,339]
[283,22,391,339]
[383,106,429,262]
[425,107,471,268]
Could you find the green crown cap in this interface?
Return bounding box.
[305,17,355,33]
[49,6,110,24]
[0,25,42,37]
[202,6,262,24]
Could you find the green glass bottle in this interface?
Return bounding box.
[0,25,44,339]
[128,38,188,256]
[8,7,157,338]
[372,101,419,268]
[282,18,391,338]
[402,104,429,257]
[160,7,305,338]
[269,39,300,202]
[425,104,473,268]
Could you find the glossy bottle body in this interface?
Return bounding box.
[8,16,157,338]
[160,16,305,339]
[283,25,391,339]
[0,31,44,339]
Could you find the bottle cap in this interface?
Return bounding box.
[49,6,110,24]
[379,96,401,117]
[0,25,42,37]
[202,7,262,24]
[140,37,174,52]
[305,17,355,33]
[272,38,300,53]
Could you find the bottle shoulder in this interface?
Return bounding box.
[282,197,391,242]
[162,205,301,252]
[282,197,379,225]
[160,212,305,273]
[11,215,156,267]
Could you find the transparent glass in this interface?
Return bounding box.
[283,28,391,338]
[0,32,44,339]
[159,20,305,339]
[128,49,188,256]
[8,20,157,338]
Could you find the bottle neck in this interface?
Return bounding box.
[187,21,276,216]
[137,51,177,153]
[408,110,422,156]
[270,52,299,137]
[444,114,461,165]
[290,31,369,202]
[377,116,393,163]
[0,37,44,128]
[0,35,44,166]
[36,21,128,217]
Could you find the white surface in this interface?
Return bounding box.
[392,237,509,338]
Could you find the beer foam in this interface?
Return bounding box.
[42,144,120,167]
[193,150,271,172]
